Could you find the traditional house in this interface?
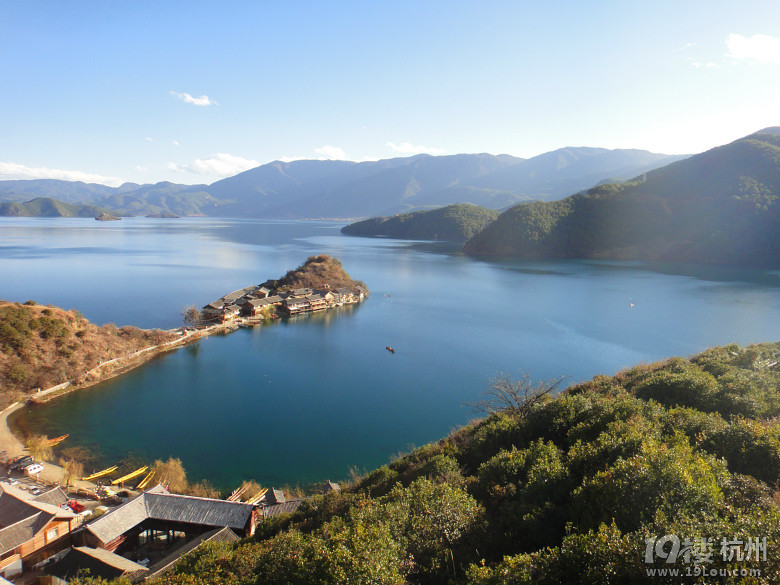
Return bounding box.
[306,294,328,311]
[80,490,259,555]
[334,287,355,303]
[241,298,271,317]
[201,300,225,322]
[289,288,313,298]
[283,297,310,315]
[222,286,259,305]
[253,286,272,299]
[0,483,81,578]
[43,546,148,583]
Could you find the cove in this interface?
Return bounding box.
[5,218,780,490]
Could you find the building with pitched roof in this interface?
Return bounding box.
[44,546,148,583]
[0,483,81,578]
[81,490,259,554]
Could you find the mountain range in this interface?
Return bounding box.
[463,128,780,266]
[0,146,686,219]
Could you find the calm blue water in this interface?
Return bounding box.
[5,217,780,490]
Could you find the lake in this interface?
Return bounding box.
[5,217,780,490]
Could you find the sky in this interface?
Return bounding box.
[1,1,779,187]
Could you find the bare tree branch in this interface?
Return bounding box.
[466,373,567,418]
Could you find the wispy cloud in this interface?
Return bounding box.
[172,140,180,147]
[314,145,347,160]
[168,153,259,176]
[689,60,720,69]
[387,141,446,155]
[726,33,780,64]
[170,91,218,106]
[145,137,154,142]
[0,162,122,187]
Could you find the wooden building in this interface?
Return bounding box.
[80,489,260,555]
[0,483,81,578]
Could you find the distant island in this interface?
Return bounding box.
[464,128,780,267]
[341,203,500,242]
[198,254,368,324]
[94,212,121,221]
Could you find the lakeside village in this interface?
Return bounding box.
[0,256,365,581]
[199,281,367,324]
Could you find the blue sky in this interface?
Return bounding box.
[1,1,779,186]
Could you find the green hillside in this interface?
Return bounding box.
[0,197,122,218]
[464,129,780,266]
[80,341,780,585]
[341,203,501,241]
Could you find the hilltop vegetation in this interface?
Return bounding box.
[341,204,500,242]
[464,128,780,266]
[81,341,780,584]
[0,301,174,407]
[0,197,122,218]
[269,254,367,293]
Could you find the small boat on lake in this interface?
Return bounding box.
[386,346,395,353]
[45,434,69,447]
[82,465,118,481]
[111,466,148,485]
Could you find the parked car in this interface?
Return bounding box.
[24,463,44,476]
[9,455,34,471]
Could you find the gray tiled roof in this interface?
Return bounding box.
[0,511,51,555]
[46,546,148,581]
[86,492,254,545]
[262,499,302,519]
[32,486,69,507]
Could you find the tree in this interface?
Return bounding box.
[467,373,566,418]
[59,456,84,487]
[153,457,188,493]
[181,305,201,327]
[25,434,53,462]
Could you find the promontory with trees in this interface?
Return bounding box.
[343,128,780,268]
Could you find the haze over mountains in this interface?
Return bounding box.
[464,128,780,266]
[0,146,686,219]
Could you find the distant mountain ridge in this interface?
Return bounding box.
[464,128,780,267]
[0,147,686,218]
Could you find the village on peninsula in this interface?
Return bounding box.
[0,254,368,581]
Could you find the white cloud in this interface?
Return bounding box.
[145,137,154,142]
[135,165,148,171]
[690,61,720,69]
[726,33,780,64]
[172,140,180,147]
[0,162,123,187]
[170,91,218,106]
[386,141,446,155]
[168,153,259,176]
[314,145,347,160]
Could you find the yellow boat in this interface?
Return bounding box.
[82,466,118,481]
[246,488,268,504]
[111,466,148,485]
[45,434,69,447]
[135,470,155,490]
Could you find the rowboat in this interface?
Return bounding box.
[82,466,118,481]
[111,466,148,485]
[386,346,395,353]
[246,488,268,504]
[45,434,69,447]
[135,470,155,490]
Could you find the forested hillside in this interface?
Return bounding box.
[78,341,780,584]
[464,128,780,267]
[341,204,500,241]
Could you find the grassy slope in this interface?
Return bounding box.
[0,301,174,408]
[341,203,501,242]
[98,341,780,585]
[464,130,780,266]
